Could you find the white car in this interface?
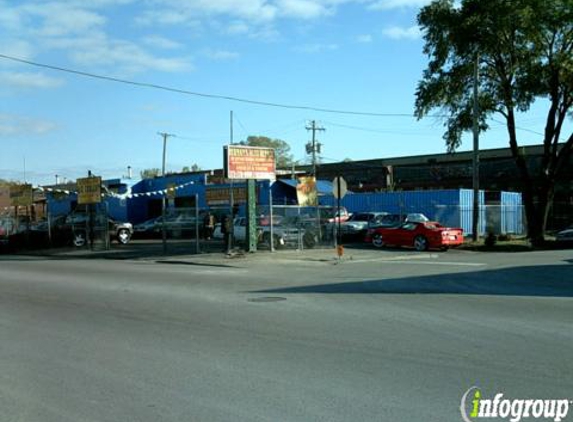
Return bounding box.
[339,212,389,235]
[214,217,317,249]
[556,225,573,244]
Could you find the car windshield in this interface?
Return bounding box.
[381,215,401,224]
[348,213,372,222]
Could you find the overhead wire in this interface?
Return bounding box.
[0,53,415,118]
[0,53,556,141]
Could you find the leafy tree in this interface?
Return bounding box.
[140,168,161,179]
[182,164,202,172]
[240,136,296,168]
[415,0,573,245]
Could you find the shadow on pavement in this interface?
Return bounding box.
[253,265,573,298]
[154,260,235,268]
[0,240,226,261]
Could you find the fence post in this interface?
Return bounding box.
[269,187,275,252]
[194,195,199,254]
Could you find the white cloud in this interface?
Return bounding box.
[295,43,338,53]
[136,0,278,25]
[46,33,193,74]
[0,114,58,136]
[276,0,331,19]
[0,72,64,89]
[368,0,431,10]
[382,25,421,40]
[135,10,200,26]
[142,35,184,50]
[202,49,240,61]
[0,2,25,31]
[0,39,35,62]
[356,34,373,43]
[21,3,107,37]
[226,21,250,35]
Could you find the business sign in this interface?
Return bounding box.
[224,145,276,180]
[10,184,33,206]
[296,177,318,206]
[206,186,250,206]
[77,176,102,204]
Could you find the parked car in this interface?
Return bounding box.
[0,218,11,246]
[339,212,389,236]
[136,214,200,238]
[320,207,350,224]
[213,216,318,249]
[556,225,573,245]
[38,212,133,247]
[133,216,163,235]
[369,213,430,229]
[365,221,463,251]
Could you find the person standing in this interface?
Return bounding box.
[203,211,215,240]
[221,213,233,253]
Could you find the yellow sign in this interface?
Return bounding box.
[10,184,33,206]
[77,176,102,204]
[296,177,317,206]
[167,183,176,199]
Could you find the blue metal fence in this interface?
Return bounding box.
[320,189,493,235]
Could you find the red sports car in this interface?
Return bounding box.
[364,221,464,251]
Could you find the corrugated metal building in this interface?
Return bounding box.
[320,189,523,236]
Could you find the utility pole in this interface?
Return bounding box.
[230,110,234,145]
[305,120,325,243]
[228,111,235,253]
[472,54,480,242]
[305,120,325,177]
[158,132,175,254]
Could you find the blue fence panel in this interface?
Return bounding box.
[458,189,486,236]
[320,189,488,236]
[501,192,524,234]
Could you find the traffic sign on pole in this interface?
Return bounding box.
[332,176,347,199]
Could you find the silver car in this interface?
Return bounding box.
[340,212,389,235]
[556,225,573,244]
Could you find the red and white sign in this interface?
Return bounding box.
[224,145,276,180]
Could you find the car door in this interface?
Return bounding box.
[395,222,418,246]
[234,217,247,240]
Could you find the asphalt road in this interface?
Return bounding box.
[1,249,572,422]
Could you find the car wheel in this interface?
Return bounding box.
[372,234,385,248]
[262,233,280,249]
[414,235,428,251]
[73,231,86,247]
[117,228,131,245]
[303,231,316,249]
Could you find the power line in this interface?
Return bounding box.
[0,53,415,118]
[0,53,556,139]
[231,112,250,138]
[322,120,427,135]
[490,117,545,137]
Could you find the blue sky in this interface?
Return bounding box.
[0,0,558,185]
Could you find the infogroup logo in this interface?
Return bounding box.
[460,387,571,422]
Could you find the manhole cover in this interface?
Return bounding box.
[248,296,287,303]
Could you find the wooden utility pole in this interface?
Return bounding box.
[305,120,325,177]
[472,54,480,242]
[158,132,175,254]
